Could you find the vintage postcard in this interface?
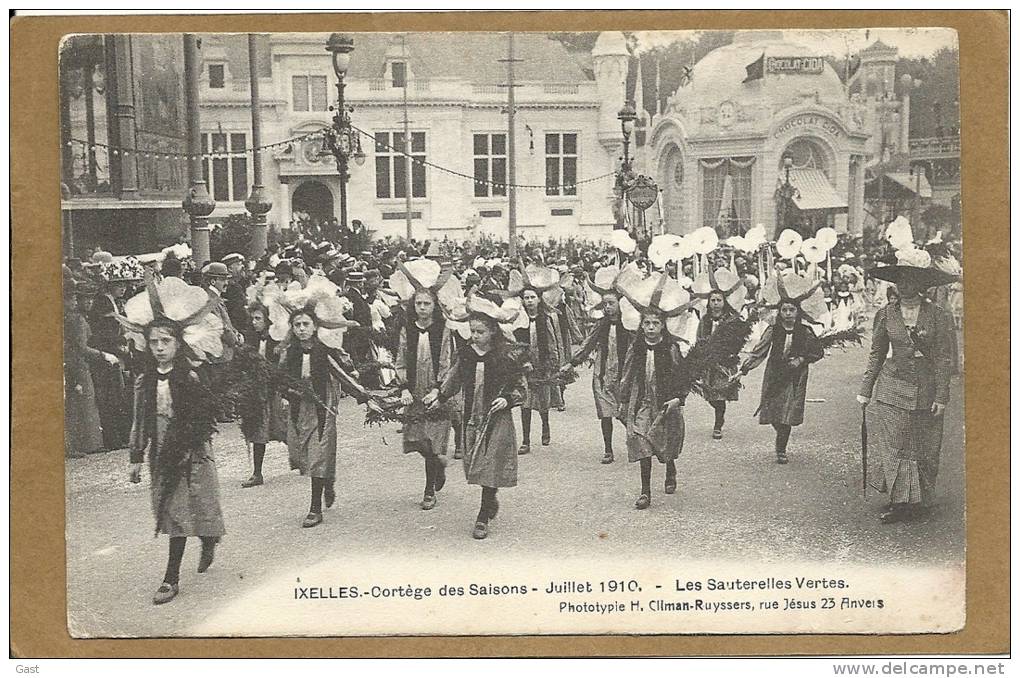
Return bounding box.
[57,24,968,639]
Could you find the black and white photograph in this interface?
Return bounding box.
[59,26,965,637]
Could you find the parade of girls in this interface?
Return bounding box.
[61,215,961,604]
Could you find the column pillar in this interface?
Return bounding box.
[182,34,215,266]
[111,35,139,198]
[244,33,272,259]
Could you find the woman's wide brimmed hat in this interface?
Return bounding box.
[691,266,747,315]
[761,271,828,325]
[99,256,145,283]
[867,244,960,288]
[117,275,225,362]
[388,258,455,302]
[264,274,359,349]
[614,267,694,339]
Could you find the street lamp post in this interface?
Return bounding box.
[774,155,798,238]
[614,101,637,232]
[324,33,365,233]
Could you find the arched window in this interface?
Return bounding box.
[783,138,830,179]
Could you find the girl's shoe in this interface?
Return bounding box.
[301,512,323,528]
[518,444,530,456]
[712,429,723,440]
[664,478,677,495]
[601,451,614,464]
[421,494,437,511]
[776,450,788,464]
[634,494,651,510]
[153,582,179,605]
[472,521,489,539]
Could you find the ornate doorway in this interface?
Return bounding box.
[291,180,334,224]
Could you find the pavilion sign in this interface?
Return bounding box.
[773,114,843,140]
[767,56,825,75]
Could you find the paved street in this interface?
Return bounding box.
[65,341,964,637]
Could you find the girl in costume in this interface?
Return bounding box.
[562,264,634,464]
[740,271,826,464]
[505,263,565,455]
[426,296,526,539]
[389,259,460,510]
[265,276,376,528]
[614,268,694,509]
[690,267,750,440]
[858,245,958,524]
[119,274,227,605]
[237,288,289,489]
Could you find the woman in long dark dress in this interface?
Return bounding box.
[120,275,227,605]
[64,278,111,457]
[858,258,958,523]
[740,272,826,465]
[91,259,142,449]
[427,299,525,540]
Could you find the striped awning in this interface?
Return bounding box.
[787,168,848,211]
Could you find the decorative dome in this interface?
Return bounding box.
[592,31,629,58]
[673,31,846,119]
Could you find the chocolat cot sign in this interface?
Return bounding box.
[773,114,843,140]
[767,56,825,75]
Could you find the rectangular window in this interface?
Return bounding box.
[230,133,248,201]
[292,76,308,111]
[391,61,406,88]
[201,132,249,202]
[208,64,225,89]
[309,75,328,111]
[374,131,427,199]
[292,75,328,112]
[545,132,578,196]
[473,133,508,198]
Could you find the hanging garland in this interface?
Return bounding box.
[67,124,616,193]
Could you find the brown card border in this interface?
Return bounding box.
[11,9,1008,657]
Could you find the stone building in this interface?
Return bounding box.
[647,30,880,238]
[198,32,630,241]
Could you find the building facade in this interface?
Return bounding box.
[647,30,879,238]
[198,32,628,241]
[59,34,190,256]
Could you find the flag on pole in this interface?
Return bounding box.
[743,51,765,83]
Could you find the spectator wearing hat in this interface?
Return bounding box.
[221,253,250,335]
[202,262,243,364]
[88,257,143,450]
[858,251,958,524]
